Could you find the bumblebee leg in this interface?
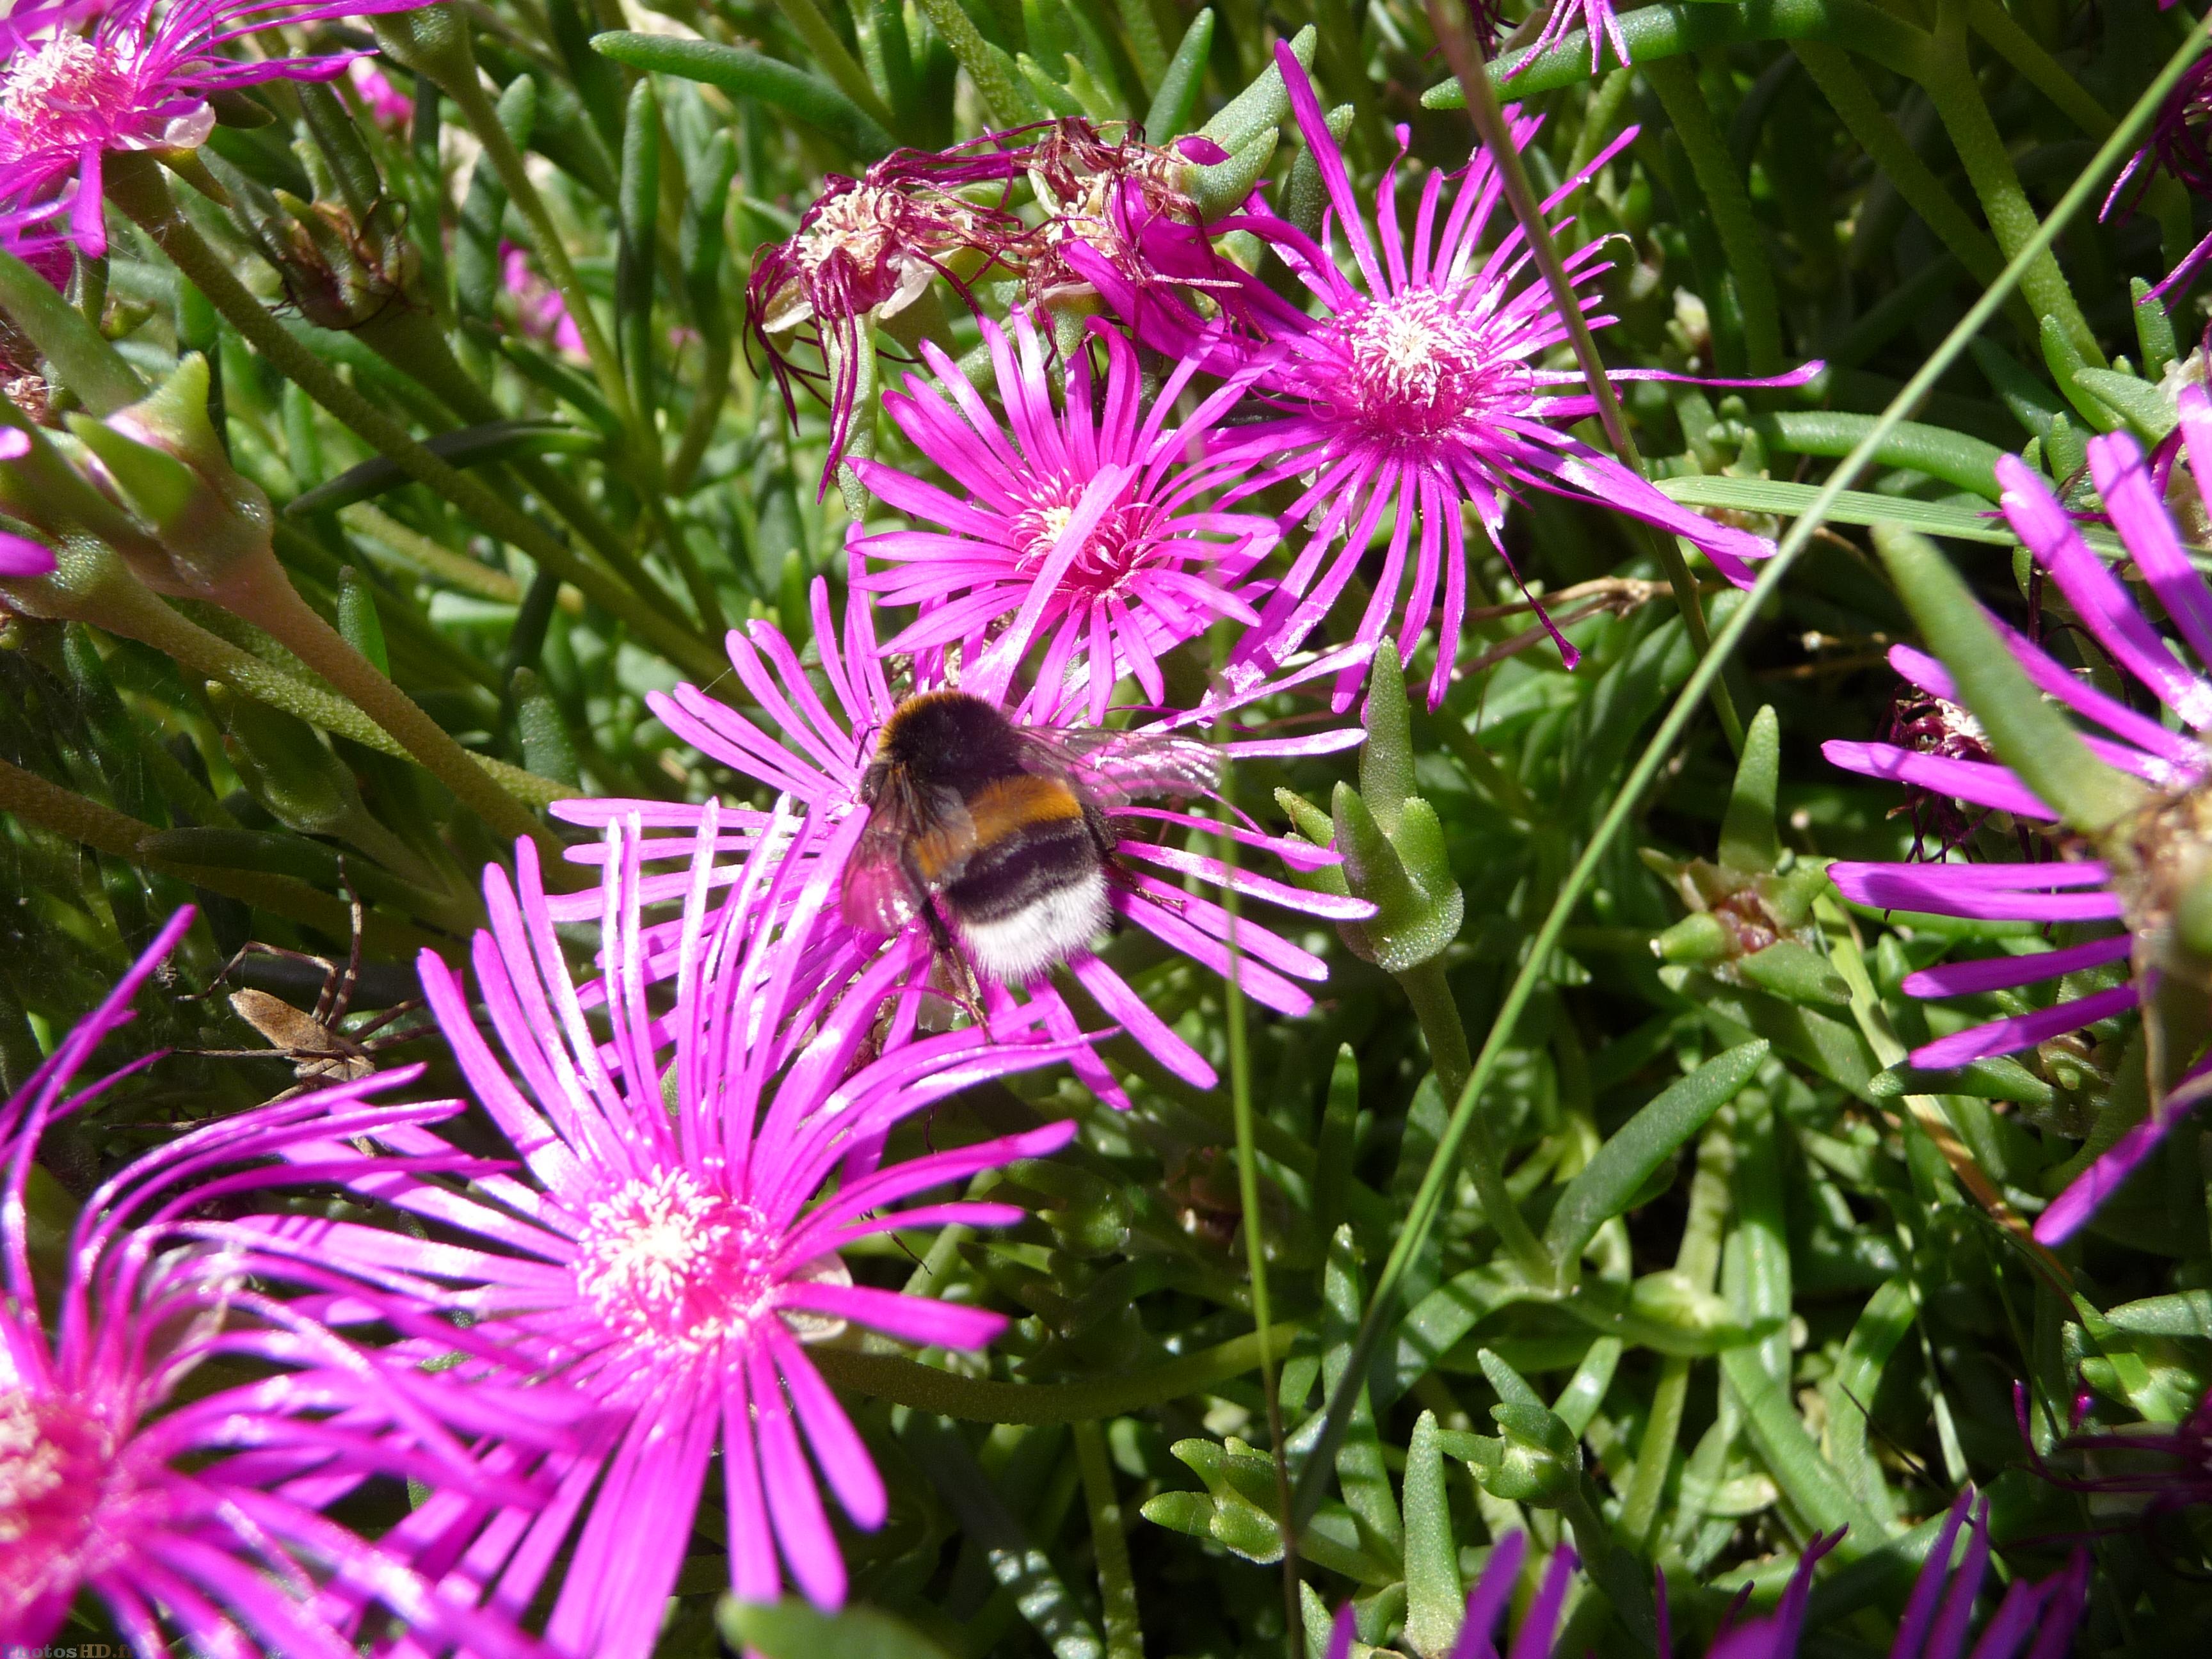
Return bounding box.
[920,895,957,959]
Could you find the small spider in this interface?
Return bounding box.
[187,890,426,1102]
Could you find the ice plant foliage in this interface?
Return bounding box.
[238,815,1083,1659]
[854,312,1279,725]
[0,0,431,257]
[1827,385,2212,1243]
[0,909,558,1658]
[1089,44,1796,707]
[552,565,1371,1098]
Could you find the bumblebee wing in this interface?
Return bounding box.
[839,776,980,936]
[1022,728,1221,807]
[841,810,924,936]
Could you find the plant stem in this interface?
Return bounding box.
[358,309,657,584]
[1287,13,2209,1538]
[222,569,560,858]
[5,543,574,806]
[668,333,733,494]
[1403,953,1552,1284]
[1644,58,1783,374]
[1966,0,2112,138]
[1923,0,2104,366]
[1794,42,2017,298]
[911,0,1025,126]
[1427,0,1743,755]
[0,757,440,951]
[344,502,524,603]
[772,0,904,137]
[1072,1422,1144,1659]
[102,154,727,685]
[1617,1115,1735,1551]
[1211,785,1300,1654]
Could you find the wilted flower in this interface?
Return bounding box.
[1088,44,1800,707]
[747,139,1033,488]
[551,559,1370,1099]
[0,908,561,1658]
[0,0,434,257]
[240,815,1084,1658]
[1827,389,2212,1242]
[853,311,1278,725]
[2103,48,2212,298]
[1015,118,1229,316]
[751,119,1247,493]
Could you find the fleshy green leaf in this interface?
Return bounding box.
[1544,1041,1768,1274]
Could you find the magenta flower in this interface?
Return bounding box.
[1080,43,1802,708]
[853,311,1279,725]
[1316,1509,2082,1658]
[0,0,432,258]
[345,54,414,129]
[1510,0,1631,77]
[1862,1492,2088,1659]
[1826,389,2212,1242]
[1319,1532,1566,1659]
[500,240,586,358]
[238,813,1085,1659]
[2103,48,2212,298]
[0,908,563,1658]
[551,559,1372,1100]
[0,426,54,577]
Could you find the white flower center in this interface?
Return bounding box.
[0,35,136,155]
[572,1168,845,1355]
[0,1392,126,1623]
[1329,289,1516,442]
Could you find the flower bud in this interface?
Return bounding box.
[258,193,422,333]
[1646,705,1843,1005]
[64,356,276,601]
[1280,644,1463,972]
[1463,1348,1582,1507]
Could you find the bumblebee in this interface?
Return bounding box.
[841,690,1219,985]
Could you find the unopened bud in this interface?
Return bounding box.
[67,356,274,600]
[261,193,421,332]
[1333,782,1463,972]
